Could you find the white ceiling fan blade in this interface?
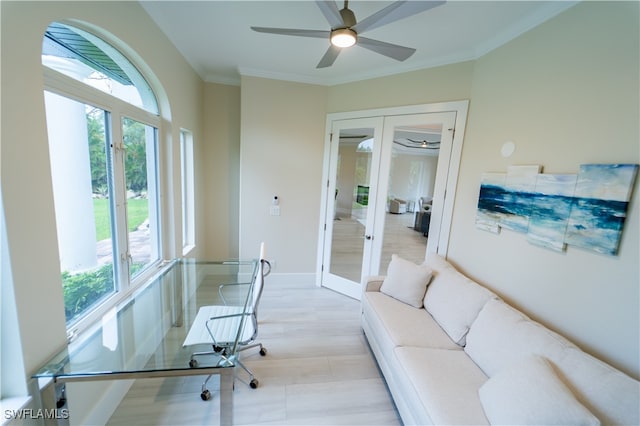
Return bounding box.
[357,37,416,61]
[317,45,341,68]
[251,27,330,39]
[315,1,344,28]
[352,0,446,34]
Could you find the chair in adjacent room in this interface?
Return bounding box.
[389,198,408,214]
[183,243,271,400]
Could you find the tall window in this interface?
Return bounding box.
[42,22,161,328]
[180,129,195,253]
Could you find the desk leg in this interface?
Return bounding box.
[219,369,234,426]
[38,379,70,426]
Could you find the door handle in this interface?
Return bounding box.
[364,235,373,240]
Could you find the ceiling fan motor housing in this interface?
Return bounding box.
[339,7,357,28]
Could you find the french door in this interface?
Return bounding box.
[318,103,467,299]
[320,117,385,299]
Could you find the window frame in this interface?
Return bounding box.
[180,129,196,255]
[43,65,165,338]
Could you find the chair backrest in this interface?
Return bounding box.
[246,243,270,339]
[251,258,270,314]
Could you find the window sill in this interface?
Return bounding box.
[182,244,196,257]
[1,396,32,425]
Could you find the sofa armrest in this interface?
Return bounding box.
[364,276,386,292]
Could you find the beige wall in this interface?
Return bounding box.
[1,1,204,421]
[1,1,638,422]
[447,1,639,378]
[239,76,327,272]
[235,3,639,378]
[202,83,241,258]
[327,61,475,113]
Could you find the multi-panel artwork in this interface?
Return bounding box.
[476,164,638,256]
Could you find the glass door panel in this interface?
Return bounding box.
[329,131,373,282]
[372,113,457,276]
[379,123,442,274]
[321,117,383,299]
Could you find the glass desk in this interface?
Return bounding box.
[33,259,258,426]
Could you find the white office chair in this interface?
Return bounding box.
[183,243,271,400]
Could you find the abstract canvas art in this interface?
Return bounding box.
[499,165,542,233]
[476,172,506,234]
[476,163,638,256]
[565,164,638,256]
[527,174,577,252]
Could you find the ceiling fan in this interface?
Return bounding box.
[394,138,441,149]
[251,0,446,68]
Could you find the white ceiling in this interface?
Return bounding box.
[140,1,577,86]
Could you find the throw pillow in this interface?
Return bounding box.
[478,354,600,425]
[423,253,497,345]
[380,254,433,308]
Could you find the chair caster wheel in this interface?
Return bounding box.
[201,389,211,401]
[249,379,259,389]
[189,359,198,368]
[259,347,267,356]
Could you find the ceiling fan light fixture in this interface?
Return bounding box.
[330,28,357,48]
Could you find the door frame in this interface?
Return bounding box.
[315,101,469,295]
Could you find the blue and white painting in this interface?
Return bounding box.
[527,174,577,252]
[476,163,638,256]
[476,172,506,233]
[495,165,541,233]
[565,164,638,256]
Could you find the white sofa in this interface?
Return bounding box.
[361,253,640,425]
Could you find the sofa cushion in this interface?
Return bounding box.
[423,253,497,345]
[464,299,576,377]
[380,254,433,308]
[479,354,600,425]
[554,347,640,426]
[394,347,489,425]
[362,292,461,352]
[467,299,640,425]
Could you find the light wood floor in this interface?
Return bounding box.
[107,280,401,425]
[330,211,428,282]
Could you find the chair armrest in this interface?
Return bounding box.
[218,281,251,304]
[364,276,386,292]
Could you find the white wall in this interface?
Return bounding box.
[1,1,203,422]
[388,153,438,203]
[447,1,639,378]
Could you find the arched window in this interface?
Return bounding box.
[43,22,158,114]
[42,21,162,330]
